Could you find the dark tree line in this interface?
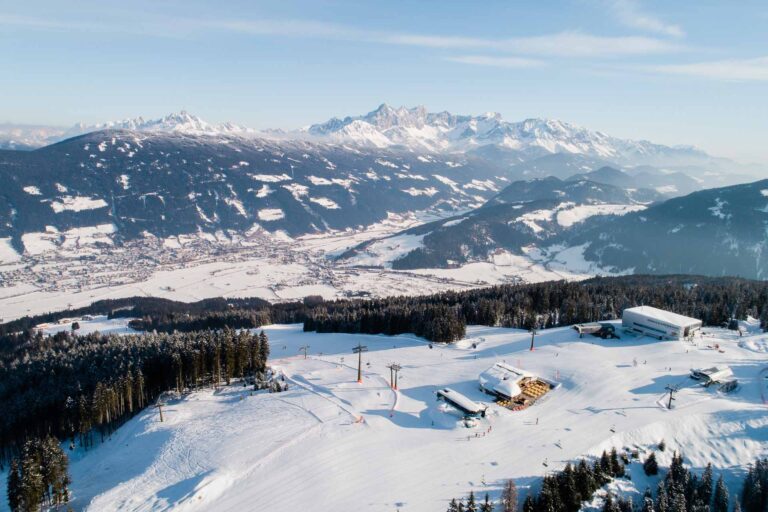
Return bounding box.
[304,302,466,343]
[5,274,767,349]
[304,275,768,342]
[0,295,300,354]
[128,309,272,333]
[6,436,70,512]
[0,328,270,464]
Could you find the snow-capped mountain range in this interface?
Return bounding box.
[0,112,258,150]
[1,105,743,172]
[64,110,256,138]
[306,104,720,168]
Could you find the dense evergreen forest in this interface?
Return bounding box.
[0,328,270,465]
[3,274,767,349]
[302,275,768,342]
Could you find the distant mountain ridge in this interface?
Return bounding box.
[306,103,724,169]
[1,106,742,173]
[340,176,653,269]
[341,177,768,280]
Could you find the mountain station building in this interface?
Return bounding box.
[622,306,702,340]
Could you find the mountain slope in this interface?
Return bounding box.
[340,177,650,269]
[341,178,768,280]
[0,129,509,256]
[572,179,768,279]
[566,166,701,197]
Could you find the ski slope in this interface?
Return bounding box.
[6,323,768,511]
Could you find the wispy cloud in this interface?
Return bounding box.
[446,55,545,68]
[605,0,685,38]
[499,31,683,57]
[647,56,768,81]
[202,20,685,58]
[0,13,685,58]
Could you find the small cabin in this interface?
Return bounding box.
[436,388,487,418]
[573,323,618,339]
[690,366,733,386]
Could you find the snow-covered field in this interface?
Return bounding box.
[5,321,765,511]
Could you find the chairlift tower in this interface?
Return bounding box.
[353,344,368,383]
[387,363,402,389]
[665,384,679,409]
[298,345,310,359]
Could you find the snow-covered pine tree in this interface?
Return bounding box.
[698,462,713,505]
[656,481,669,512]
[602,493,620,512]
[499,479,517,512]
[713,475,729,512]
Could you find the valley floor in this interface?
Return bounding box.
[0,215,588,321]
[3,322,766,511]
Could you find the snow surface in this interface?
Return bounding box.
[309,197,340,209]
[345,233,426,267]
[257,209,285,221]
[0,238,21,263]
[50,196,109,213]
[555,204,645,227]
[37,315,138,336]
[250,173,292,183]
[8,322,767,512]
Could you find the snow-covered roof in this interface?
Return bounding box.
[436,388,485,414]
[623,306,701,328]
[478,362,531,398]
[693,366,733,382]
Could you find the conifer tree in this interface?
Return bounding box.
[656,482,669,512]
[259,330,270,371]
[7,458,21,512]
[479,493,493,512]
[522,495,535,512]
[669,483,687,512]
[699,463,713,505]
[713,475,728,512]
[602,493,620,512]
[644,452,659,476]
[500,479,517,512]
[642,491,655,512]
[466,490,477,512]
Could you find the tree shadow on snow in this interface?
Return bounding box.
[155,470,214,508]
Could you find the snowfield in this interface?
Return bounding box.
[50,196,109,213]
[7,322,766,512]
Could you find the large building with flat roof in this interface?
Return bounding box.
[622,306,702,340]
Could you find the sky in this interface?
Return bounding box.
[1,0,767,164]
